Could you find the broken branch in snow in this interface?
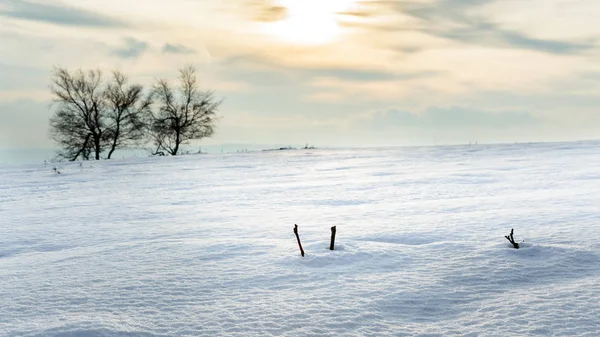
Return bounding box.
[505,228,519,249]
[330,226,337,251]
[293,224,305,257]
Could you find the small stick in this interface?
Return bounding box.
[293,224,305,257]
[504,228,519,249]
[330,226,337,251]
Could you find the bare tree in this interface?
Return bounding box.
[148,65,221,156]
[49,67,151,161]
[104,71,153,159]
[49,68,106,160]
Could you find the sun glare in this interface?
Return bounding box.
[260,0,358,45]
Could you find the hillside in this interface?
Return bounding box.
[2,141,600,336]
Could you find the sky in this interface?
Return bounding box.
[1,0,600,163]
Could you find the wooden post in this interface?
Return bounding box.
[330,226,337,251]
[293,224,305,257]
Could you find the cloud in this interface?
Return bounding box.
[162,43,196,54]
[0,99,53,149]
[350,0,596,55]
[0,0,128,28]
[244,0,287,22]
[368,106,538,129]
[0,63,48,91]
[305,76,462,104]
[429,22,595,55]
[214,53,454,105]
[112,38,149,59]
[219,53,442,83]
[303,68,435,82]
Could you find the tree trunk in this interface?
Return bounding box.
[107,125,120,159]
[94,134,101,160]
[72,134,92,161]
[172,131,180,155]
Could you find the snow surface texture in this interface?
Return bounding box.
[2,142,600,336]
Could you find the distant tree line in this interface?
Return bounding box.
[48,64,222,161]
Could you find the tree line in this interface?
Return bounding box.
[48,64,221,161]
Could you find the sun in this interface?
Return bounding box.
[260,0,358,45]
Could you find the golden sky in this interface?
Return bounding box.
[2,0,600,155]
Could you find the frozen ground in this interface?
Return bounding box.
[2,141,600,336]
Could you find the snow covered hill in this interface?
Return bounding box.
[2,142,600,336]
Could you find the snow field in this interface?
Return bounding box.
[2,142,600,336]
